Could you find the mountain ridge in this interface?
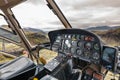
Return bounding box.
[23,27,47,34]
[85,26,120,31]
[94,28,120,46]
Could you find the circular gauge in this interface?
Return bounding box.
[63,44,68,50]
[72,41,77,46]
[70,47,76,54]
[94,43,99,50]
[77,41,82,47]
[65,39,71,48]
[84,51,90,58]
[68,35,72,39]
[84,42,92,50]
[55,36,61,43]
[56,36,61,39]
[81,35,85,40]
[72,35,75,39]
[92,52,100,60]
[61,34,65,39]
[64,35,68,38]
[76,49,82,55]
[76,35,80,40]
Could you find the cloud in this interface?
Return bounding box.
[57,0,120,10]
[27,0,44,5]
[84,0,120,8]
[54,0,120,28]
[3,0,119,30]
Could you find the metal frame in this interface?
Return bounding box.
[46,0,72,29]
[0,0,73,61]
[0,0,34,60]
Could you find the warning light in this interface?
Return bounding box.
[85,36,94,41]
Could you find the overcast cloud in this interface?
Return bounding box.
[54,0,120,28]
[28,0,44,5]
[27,0,120,28]
[1,0,120,30]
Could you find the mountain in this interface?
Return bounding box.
[23,27,49,45]
[0,27,20,42]
[100,28,120,40]
[26,32,49,45]
[23,27,47,35]
[112,26,120,29]
[94,28,120,46]
[85,26,120,31]
[23,27,49,44]
[0,25,47,34]
[0,26,49,45]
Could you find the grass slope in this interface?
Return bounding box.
[25,32,49,45]
[93,28,120,46]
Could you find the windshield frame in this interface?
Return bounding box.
[0,13,21,44]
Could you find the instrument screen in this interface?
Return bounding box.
[48,29,101,64]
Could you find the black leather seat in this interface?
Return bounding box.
[0,56,36,80]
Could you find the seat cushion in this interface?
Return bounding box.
[0,56,36,79]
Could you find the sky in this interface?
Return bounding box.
[0,0,120,31]
[55,0,120,28]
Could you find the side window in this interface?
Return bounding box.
[0,14,12,32]
[0,14,21,43]
[0,39,23,63]
[0,14,23,64]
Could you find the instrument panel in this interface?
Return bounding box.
[48,29,101,64]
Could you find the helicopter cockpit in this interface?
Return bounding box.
[34,29,117,80]
[0,0,119,80]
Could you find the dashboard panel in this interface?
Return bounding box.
[48,29,102,64]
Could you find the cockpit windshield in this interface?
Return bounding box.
[0,13,21,43]
[55,0,120,28]
[11,0,65,32]
[10,0,66,45]
[54,0,120,46]
[0,0,119,46]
